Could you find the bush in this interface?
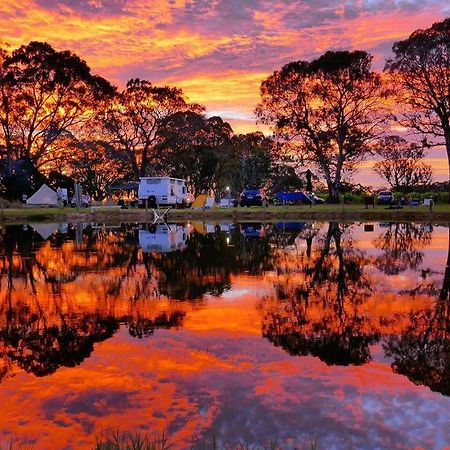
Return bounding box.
[342,192,365,204]
[394,191,445,203]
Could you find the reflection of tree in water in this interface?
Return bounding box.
[143,226,272,300]
[0,225,187,382]
[373,223,432,275]
[0,312,118,377]
[262,223,379,366]
[0,222,273,381]
[384,226,450,395]
[128,310,184,338]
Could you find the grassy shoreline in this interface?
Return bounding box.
[0,204,449,224]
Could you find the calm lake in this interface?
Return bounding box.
[1,221,450,449]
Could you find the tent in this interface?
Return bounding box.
[31,223,58,240]
[191,194,208,209]
[219,198,233,207]
[191,195,216,209]
[27,184,59,206]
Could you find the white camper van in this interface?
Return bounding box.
[138,177,189,207]
[139,224,190,253]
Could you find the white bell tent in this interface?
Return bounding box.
[26,184,59,206]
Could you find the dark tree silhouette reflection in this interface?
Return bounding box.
[142,225,272,300]
[0,222,273,380]
[373,223,432,275]
[0,313,119,377]
[384,226,450,395]
[262,222,379,366]
[0,224,188,381]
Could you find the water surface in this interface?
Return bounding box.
[0,221,449,449]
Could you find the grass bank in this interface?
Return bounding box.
[4,429,319,450]
[0,203,449,224]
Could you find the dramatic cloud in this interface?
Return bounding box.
[1,0,449,182]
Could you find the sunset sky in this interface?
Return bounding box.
[1,0,450,184]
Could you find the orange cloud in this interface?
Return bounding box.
[0,0,449,182]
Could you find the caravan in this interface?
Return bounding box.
[138,177,190,207]
[139,224,190,253]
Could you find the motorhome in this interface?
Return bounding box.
[139,224,190,253]
[138,177,190,207]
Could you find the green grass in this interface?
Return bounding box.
[3,430,318,450]
[93,430,304,450]
[1,203,449,223]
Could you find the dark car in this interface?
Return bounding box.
[240,188,267,207]
[377,191,393,205]
[240,223,266,238]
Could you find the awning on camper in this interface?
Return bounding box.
[108,182,139,191]
[191,195,208,209]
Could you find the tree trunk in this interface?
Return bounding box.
[445,131,450,203]
[327,183,340,204]
[440,225,450,303]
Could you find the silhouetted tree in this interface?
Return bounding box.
[227,132,274,194]
[256,50,388,203]
[374,135,432,191]
[100,79,203,178]
[157,111,233,196]
[386,18,450,200]
[0,41,115,171]
[67,140,129,200]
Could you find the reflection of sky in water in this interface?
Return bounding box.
[0,222,449,449]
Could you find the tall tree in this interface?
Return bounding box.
[67,140,129,200]
[373,135,433,191]
[100,79,203,179]
[385,18,450,200]
[262,223,377,365]
[157,111,233,196]
[256,50,388,203]
[0,41,115,171]
[228,132,274,194]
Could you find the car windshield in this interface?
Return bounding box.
[243,190,260,195]
[379,191,392,196]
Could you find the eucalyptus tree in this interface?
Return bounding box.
[386,18,450,200]
[374,135,432,191]
[156,111,233,196]
[256,50,388,203]
[100,78,203,178]
[0,41,115,171]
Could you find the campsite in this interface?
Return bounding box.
[2,8,450,450]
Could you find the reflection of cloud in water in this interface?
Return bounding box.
[0,222,450,448]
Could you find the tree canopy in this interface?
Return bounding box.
[386,17,450,199]
[256,50,388,202]
[0,41,115,171]
[373,135,433,191]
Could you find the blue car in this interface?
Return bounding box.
[240,188,267,207]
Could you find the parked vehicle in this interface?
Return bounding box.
[309,193,325,204]
[139,224,190,253]
[240,188,267,207]
[377,191,394,204]
[240,223,267,238]
[274,191,324,205]
[275,191,311,205]
[70,194,91,207]
[138,177,190,207]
